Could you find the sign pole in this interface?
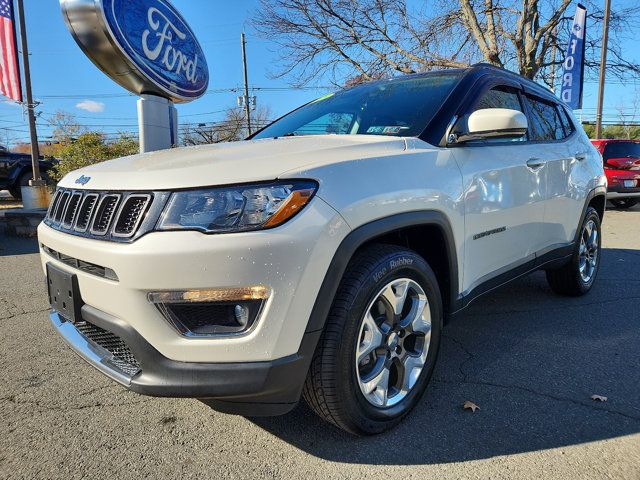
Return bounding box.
[137,94,178,153]
[15,0,42,186]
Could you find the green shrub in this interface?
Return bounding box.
[52,132,138,181]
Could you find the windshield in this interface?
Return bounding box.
[253,72,462,140]
[603,142,640,160]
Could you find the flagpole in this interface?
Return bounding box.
[15,0,42,186]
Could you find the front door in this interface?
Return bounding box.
[450,86,547,296]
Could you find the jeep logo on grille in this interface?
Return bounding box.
[75,175,91,186]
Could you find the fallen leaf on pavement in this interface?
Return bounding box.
[591,395,608,402]
[463,400,480,412]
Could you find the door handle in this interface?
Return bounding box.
[574,152,587,161]
[526,157,546,169]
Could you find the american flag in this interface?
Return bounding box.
[0,0,21,102]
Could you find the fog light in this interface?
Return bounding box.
[148,287,269,337]
[234,304,249,327]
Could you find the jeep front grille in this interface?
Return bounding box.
[113,195,151,237]
[62,192,82,228]
[91,194,121,235]
[44,188,164,242]
[74,194,99,232]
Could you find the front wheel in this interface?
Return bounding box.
[546,206,601,296]
[610,199,639,210]
[302,244,442,435]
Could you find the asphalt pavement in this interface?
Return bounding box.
[1,202,639,479]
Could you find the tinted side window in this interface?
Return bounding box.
[524,96,565,141]
[473,87,523,112]
[466,86,525,143]
[558,106,575,137]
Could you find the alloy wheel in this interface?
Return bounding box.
[578,219,599,283]
[355,278,431,407]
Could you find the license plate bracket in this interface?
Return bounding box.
[47,263,83,323]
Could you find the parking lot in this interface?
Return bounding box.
[1,200,639,480]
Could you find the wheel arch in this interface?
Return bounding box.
[305,210,459,334]
[8,164,30,186]
[574,187,607,245]
[588,192,606,221]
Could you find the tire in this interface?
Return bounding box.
[8,171,32,199]
[302,244,443,435]
[546,207,601,296]
[610,199,638,210]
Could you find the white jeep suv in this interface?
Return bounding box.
[39,64,606,435]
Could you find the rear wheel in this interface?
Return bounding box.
[546,207,601,296]
[302,244,442,435]
[610,199,639,209]
[8,171,32,199]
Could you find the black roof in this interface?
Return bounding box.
[365,63,561,106]
[465,63,559,102]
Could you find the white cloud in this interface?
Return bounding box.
[75,100,105,113]
[1,99,22,108]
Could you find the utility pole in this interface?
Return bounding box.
[595,0,611,140]
[16,0,42,185]
[241,32,252,135]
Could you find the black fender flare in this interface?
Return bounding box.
[304,210,459,334]
[8,165,30,186]
[574,186,607,244]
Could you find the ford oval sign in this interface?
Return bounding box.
[60,0,209,103]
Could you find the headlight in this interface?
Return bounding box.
[156,180,318,233]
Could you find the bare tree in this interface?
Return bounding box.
[253,0,640,86]
[182,106,273,146]
[616,89,640,140]
[47,110,83,143]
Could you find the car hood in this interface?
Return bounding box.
[57,135,406,190]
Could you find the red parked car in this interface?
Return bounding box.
[591,139,640,209]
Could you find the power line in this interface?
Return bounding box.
[35,85,332,100]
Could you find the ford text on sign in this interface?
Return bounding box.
[61,0,209,103]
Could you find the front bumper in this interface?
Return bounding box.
[51,306,320,414]
[38,196,350,364]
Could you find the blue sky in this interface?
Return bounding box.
[0,0,637,148]
[0,0,330,147]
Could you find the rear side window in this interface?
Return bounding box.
[558,106,575,137]
[524,96,565,141]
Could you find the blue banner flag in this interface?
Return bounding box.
[560,4,587,109]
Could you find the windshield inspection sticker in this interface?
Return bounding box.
[367,126,408,134]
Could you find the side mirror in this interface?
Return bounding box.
[450,108,528,144]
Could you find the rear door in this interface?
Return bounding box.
[450,84,547,296]
[523,95,591,250]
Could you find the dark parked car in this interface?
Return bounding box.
[0,152,55,199]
